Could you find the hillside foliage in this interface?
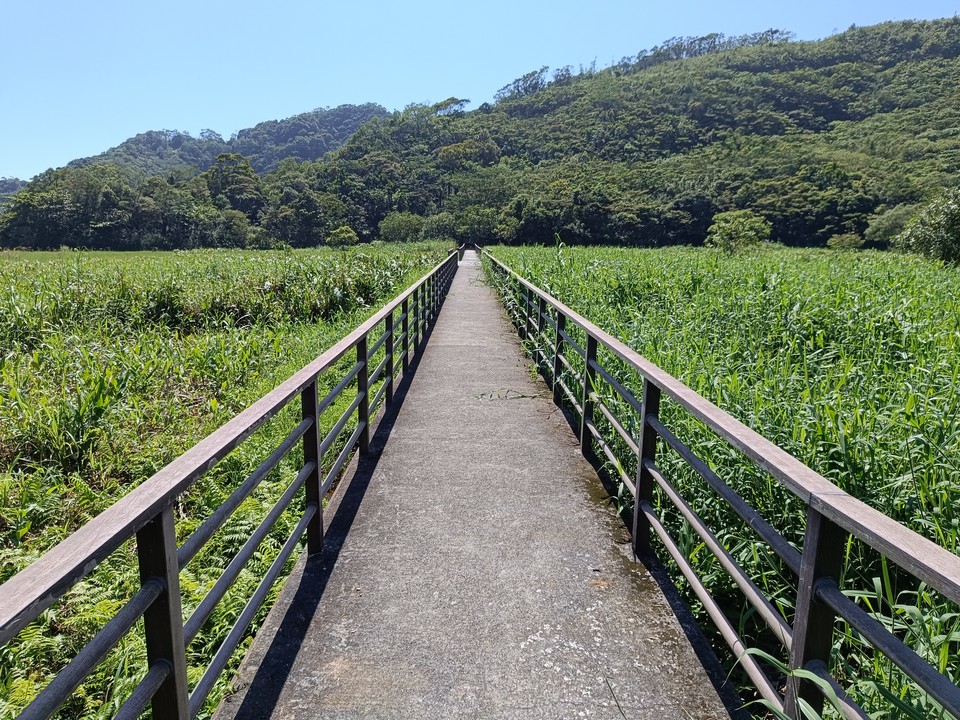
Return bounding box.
[4,19,960,252]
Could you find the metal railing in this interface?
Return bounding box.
[482,248,960,719]
[0,249,460,720]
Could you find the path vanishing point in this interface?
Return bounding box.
[213,251,736,719]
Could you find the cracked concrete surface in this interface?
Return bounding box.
[214,251,734,720]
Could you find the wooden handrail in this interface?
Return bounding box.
[481,248,960,718]
[0,249,460,720]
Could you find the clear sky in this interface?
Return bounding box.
[2,0,958,180]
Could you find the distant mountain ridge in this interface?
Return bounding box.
[68,103,389,177]
[5,18,960,252]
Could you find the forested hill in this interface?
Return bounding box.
[67,103,389,176]
[0,178,24,204]
[3,18,960,251]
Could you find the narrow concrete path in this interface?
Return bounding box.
[216,251,733,719]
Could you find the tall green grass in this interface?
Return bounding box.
[487,245,960,718]
[0,243,449,719]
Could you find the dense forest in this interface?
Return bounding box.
[3,18,960,252]
[66,103,389,176]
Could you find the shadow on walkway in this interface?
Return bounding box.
[221,308,440,720]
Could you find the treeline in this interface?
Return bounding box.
[4,19,960,251]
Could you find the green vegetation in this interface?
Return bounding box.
[5,19,960,253]
[67,104,389,177]
[0,242,449,719]
[893,188,960,262]
[486,245,960,716]
[705,209,772,253]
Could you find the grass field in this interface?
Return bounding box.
[0,243,450,719]
[486,244,960,718]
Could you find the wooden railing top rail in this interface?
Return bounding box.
[481,249,960,603]
[0,253,457,645]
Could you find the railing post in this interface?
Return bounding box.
[136,506,190,720]
[302,377,324,554]
[523,286,532,339]
[357,336,370,455]
[632,379,661,558]
[580,334,598,461]
[537,296,547,370]
[402,297,410,372]
[418,284,425,344]
[385,311,395,406]
[553,312,566,405]
[784,507,847,717]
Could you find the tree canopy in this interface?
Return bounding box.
[4,19,960,251]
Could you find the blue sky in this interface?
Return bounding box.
[2,0,958,180]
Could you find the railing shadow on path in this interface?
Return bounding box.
[218,293,442,720]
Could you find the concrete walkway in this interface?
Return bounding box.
[215,251,734,719]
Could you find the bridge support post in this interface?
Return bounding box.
[385,311,395,406]
[784,507,846,718]
[302,377,324,554]
[632,379,661,558]
[523,285,533,339]
[402,297,410,372]
[357,337,370,455]
[552,313,566,405]
[136,506,190,720]
[537,296,548,372]
[580,334,598,462]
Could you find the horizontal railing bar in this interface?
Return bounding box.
[583,415,636,497]
[317,361,363,417]
[368,356,388,388]
[179,418,313,568]
[557,351,577,378]
[590,359,644,417]
[594,396,641,458]
[370,382,388,418]
[810,493,960,604]
[183,460,316,644]
[394,311,408,325]
[189,505,316,717]
[113,660,172,720]
[805,660,871,720]
[0,254,454,641]
[645,460,793,650]
[318,392,365,459]
[366,326,390,359]
[640,501,785,710]
[18,580,163,720]
[393,332,405,353]
[320,422,366,497]
[557,327,585,358]
[816,580,960,716]
[648,416,802,575]
[557,378,582,417]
